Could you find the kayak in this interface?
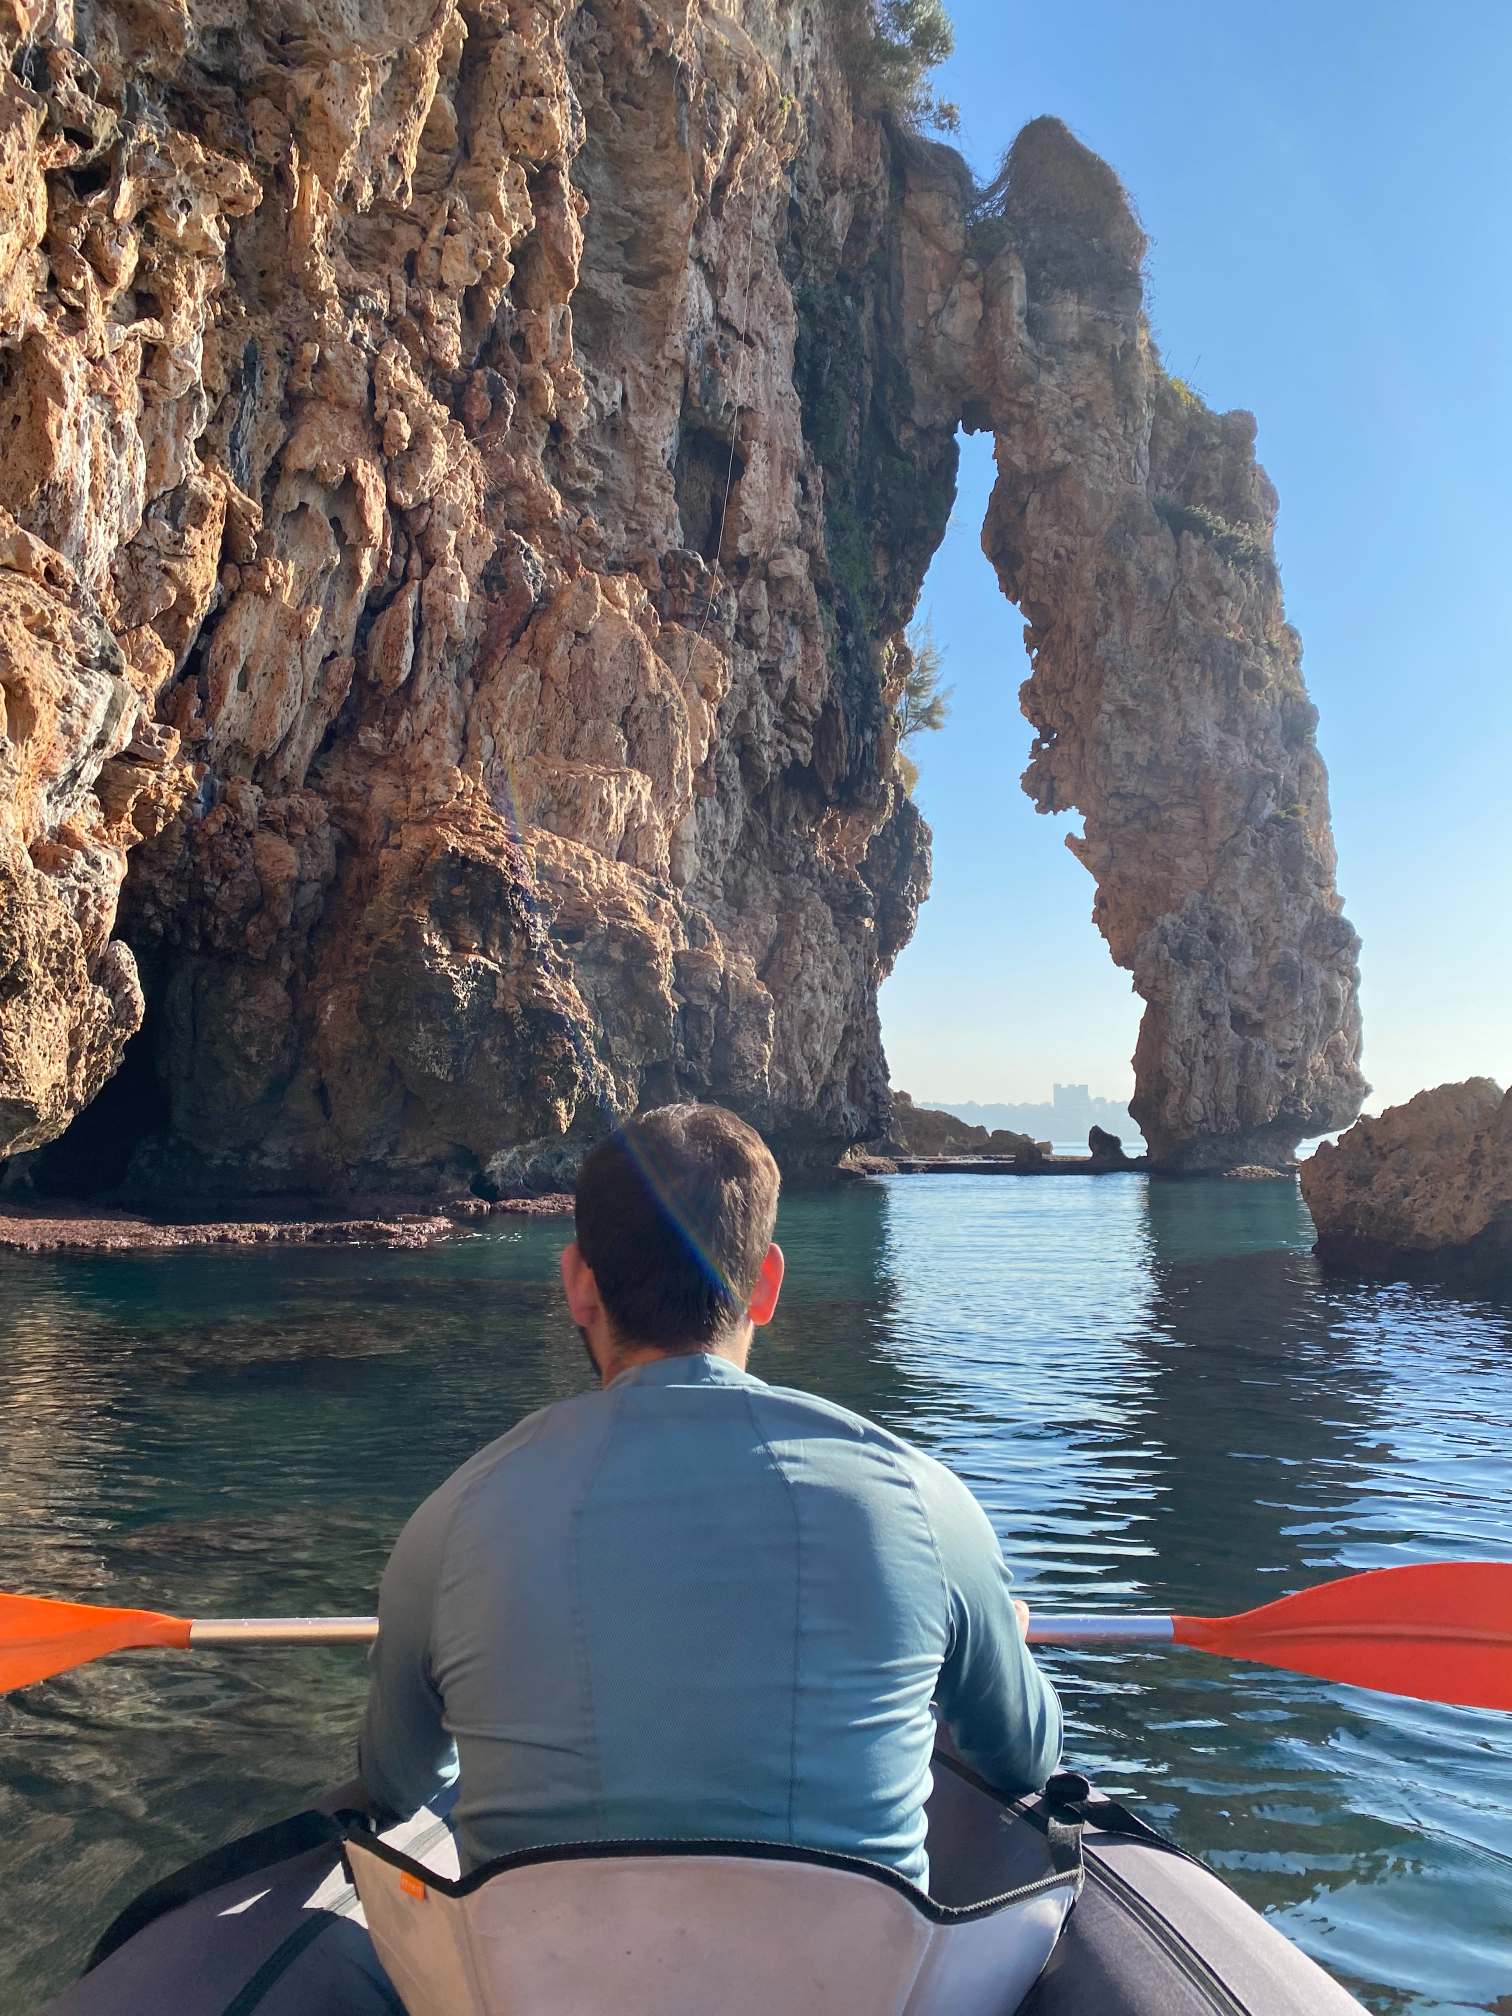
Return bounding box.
[45,1743,1368,2015]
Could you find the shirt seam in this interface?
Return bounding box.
[884,1447,955,1661]
[432,1408,553,1693]
[742,1386,803,1844]
[570,1383,626,1834]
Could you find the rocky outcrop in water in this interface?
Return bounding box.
[0,5,1363,1196]
[1086,1125,1130,1167]
[1301,1080,1512,1283]
[889,1090,1039,1161]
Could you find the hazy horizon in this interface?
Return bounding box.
[879,0,1511,1120]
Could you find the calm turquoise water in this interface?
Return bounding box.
[0,1176,1509,2013]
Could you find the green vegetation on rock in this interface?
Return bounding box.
[1155,496,1268,571]
[1165,373,1205,411]
[891,620,953,795]
[829,0,960,132]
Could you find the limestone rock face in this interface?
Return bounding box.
[0,505,183,1152]
[890,1092,982,1155]
[0,13,1362,1193]
[1,0,942,1193]
[898,119,1366,1169]
[1301,1081,1512,1281]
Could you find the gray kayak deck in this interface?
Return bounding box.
[45,1758,1366,2016]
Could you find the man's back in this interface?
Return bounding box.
[361,1353,1062,1887]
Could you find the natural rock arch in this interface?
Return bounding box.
[0,6,1362,1195]
[896,119,1366,1167]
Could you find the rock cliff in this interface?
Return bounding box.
[0,2,1363,1197]
[896,120,1367,1168]
[1301,1081,1512,1283]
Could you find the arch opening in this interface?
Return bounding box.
[881,430,1144,1155]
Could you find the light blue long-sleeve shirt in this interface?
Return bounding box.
[359,1352,1062,1887]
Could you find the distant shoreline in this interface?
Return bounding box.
[921,1098,1145,1150]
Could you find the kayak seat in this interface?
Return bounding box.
[342,1814,1082,2016]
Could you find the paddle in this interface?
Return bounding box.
[0,1563,1507,1709]
[0,1597,376,1694]
[1027,1560,1512,1710]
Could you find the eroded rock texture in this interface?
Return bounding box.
[1301,1080,1512,1283]
[0,0,950,1195]
[899,119,1366,1168]
[0,7,1361,1195]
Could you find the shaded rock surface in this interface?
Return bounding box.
[0,8,1363,1197]
[0,1189,569,1251]
[1301,1080,1512,1282]
[1086,1124,1128,1166]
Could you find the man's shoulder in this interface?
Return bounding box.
[416,1388,608,1513]
[746,1377,935,1466]
[747,1379,985,1536]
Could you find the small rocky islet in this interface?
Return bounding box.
[1302,1080,1512,1286]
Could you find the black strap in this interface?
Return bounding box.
[1041,1770,1199,1866]
[1037,1773,1087,1890]
[86,1810,344,1970]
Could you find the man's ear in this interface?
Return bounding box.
[747,1242,785,1326]
[560,1241,602,1328]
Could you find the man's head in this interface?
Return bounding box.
[562,1103,784,1380]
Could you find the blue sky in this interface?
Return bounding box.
[880,0,1512,1116]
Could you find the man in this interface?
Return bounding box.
[360,1103,1061,1888]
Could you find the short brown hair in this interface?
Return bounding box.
[574,1104,781,1350]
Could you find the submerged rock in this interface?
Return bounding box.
[1300,1080,1512,1283]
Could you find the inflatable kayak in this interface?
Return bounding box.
[45,1745,1368,2015]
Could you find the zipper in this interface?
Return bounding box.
[1084,1846,1253,2016]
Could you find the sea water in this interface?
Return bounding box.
[0,1175,1508,2014]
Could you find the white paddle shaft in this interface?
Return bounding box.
[185,1615,1176,1648]
[189,1617,379,1645]
[1028,1615,1175,1645]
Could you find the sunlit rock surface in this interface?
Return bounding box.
[0,9,1361,1194]
[1301,1080,1512,1282]
[0,0,945,1194]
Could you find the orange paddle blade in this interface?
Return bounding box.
[0,1593,191,1693]
[1174,1561,1512,1710]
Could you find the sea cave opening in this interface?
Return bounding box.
[25,1009,170,1200]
